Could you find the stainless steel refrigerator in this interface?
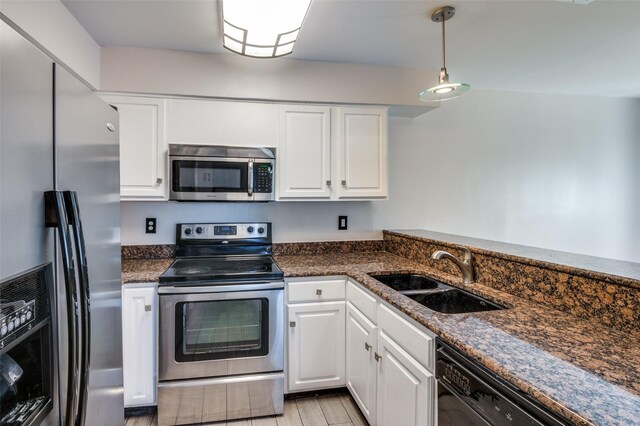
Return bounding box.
[1,18,124,425]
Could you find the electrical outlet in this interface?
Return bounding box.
[146,218,156,234]
[338,216,348,230]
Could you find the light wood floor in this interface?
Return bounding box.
[125,393,368,426]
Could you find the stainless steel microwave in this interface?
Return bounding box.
[169,144,275,201]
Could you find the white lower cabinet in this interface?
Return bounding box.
[122,284,158,407]
[376,332,434,426]
[286,277,435,426]
[287,301,346,391]
[346,302,377,424]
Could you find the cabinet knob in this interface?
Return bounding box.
[326,180,331,187]
[341,180,347,186]
[374,352,381,362]
[364,342,372,352]
[289,321,296,328]
[157,177,163,184]
[106,123,115,132]
[316,289,323,296]
[144,305,151,312]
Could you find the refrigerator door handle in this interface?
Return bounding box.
[64,190,90,426]
[45,190,81,426]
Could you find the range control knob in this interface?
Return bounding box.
[13,318,20,328]
[257,227,265,234]
[1,325,7,336]
[26,310,32,320]
[195,226,204,235]
[247,226,255,234]
[20,315,26,324]
[8,322,14,332]
[184,227,193,236]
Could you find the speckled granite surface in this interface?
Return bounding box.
[121,240,384,260]
[274,252,640,426]
[384,231,640,336]
[122,241,640,425]
[121,258,173,283]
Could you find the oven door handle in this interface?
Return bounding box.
[158,281,284,294]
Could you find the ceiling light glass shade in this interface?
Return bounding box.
[222,0,312,58]
[419,82,470,101]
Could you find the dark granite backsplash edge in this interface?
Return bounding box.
[121,240,385,259]
[383,231,640,336]
[383,230,640,290]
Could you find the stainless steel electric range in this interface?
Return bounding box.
[157,223,284,426]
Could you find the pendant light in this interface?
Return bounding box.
[419,6,470,101]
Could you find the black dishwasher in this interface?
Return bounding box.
[436,340,570,426]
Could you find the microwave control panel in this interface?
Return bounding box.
[254,163,273,193]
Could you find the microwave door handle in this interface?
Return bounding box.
[248,159,254,197]
[45,191,81,426]
[63,191,90,426]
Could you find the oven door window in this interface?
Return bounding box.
[172,160,248,193]
[174,298,269,362]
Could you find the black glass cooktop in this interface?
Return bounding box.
[159,255,283,284]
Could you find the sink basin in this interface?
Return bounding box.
[370,274,443,291]
[406,289,505,314]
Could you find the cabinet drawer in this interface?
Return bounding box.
[288,279,346,303]
[346,280,377,323]
[378,304,434,372]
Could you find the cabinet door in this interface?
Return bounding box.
[122,285,158,407]
[99,95,167,200]
[278,105,332,199]
[167,98,278,147]
[376,332,434,426]
[335,107,388,199]
[287,301,345,391]
[346,303,377,425]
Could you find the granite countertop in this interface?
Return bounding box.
[121,252,640,425]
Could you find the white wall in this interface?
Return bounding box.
[100,46,437,114]
[120,201,381,245]
[119,89,639,263]
[1,0,101,88]
[373,89,640,263]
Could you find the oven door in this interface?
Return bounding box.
[169,156,253,201]
[158,283,284,381]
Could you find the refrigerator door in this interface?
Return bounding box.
[0,20,60,426]
[54,64,124,425]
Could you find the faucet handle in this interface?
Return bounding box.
[457,245,472,262]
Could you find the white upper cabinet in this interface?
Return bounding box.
[278,105,388,201]
[335,107,388,199]
[99,95,168,201]
[167,99,278,147]
[278,105,332,199]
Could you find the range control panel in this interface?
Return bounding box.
[180,223,269,240]
[1,300,36,343]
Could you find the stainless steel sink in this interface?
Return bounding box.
[369,274,445,291]
[405,289,504,314]
[371,273,506,314]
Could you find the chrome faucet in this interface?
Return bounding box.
[431,246,475,284]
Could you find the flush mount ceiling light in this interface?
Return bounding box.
[419,6,470,102]
[222,0,312,58]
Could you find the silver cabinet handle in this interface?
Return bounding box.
[341,180,347,186]
[316,289,323,296]
[289,321,296,328]
[374,352,381,362]
[145,305,151,312]
[156,177,163,184]
[326,180,331,187]
[364,342,372,352]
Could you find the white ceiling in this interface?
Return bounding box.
[62,0,640,97]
